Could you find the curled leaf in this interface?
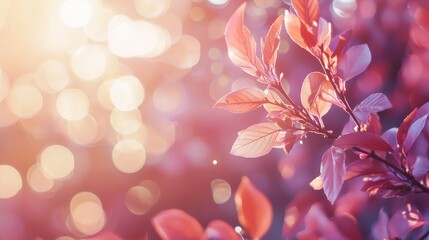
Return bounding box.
[235,176,273,239]
[213,87,266,113]
[300,72,335,117]
[320,146,346,204]
[152,209,205,240]
[338,44,371,81]
[225,3,263,79]
[262,14,284,70]
[231,122,281,158]
[206,220,241,240]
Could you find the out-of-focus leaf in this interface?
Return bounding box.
[354,93,392,113]
[338,44,371,81]
[262,14,284,70]
[284,10,308,50]
[412,156,429,180]
[330,30,351,60]
[309,176,323,190]
[291,0,320,27]
[213,87,266,113]
[231,122,281,158]
[235,176,273,239]
[334,132,394,153]
[403,114,428,154]
[300,71,335,117]
[365,113,382,135]
[387,204,425,238]
[332,213,363,240]
[317,18,331,50]
[225,3,263,79]
[152,209,205,240]
[296,204,347,240]
[206,220,241,240]
[372,209,389,240]
[320,146,346,204]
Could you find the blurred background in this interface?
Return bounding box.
[0,0,428,239]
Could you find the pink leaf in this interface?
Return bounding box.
[152,209,205,240]
[330,30,351,59]
[317,18,331,50]
[412,156,429,179]
[338,44,371,81]
[263,87,287,113]
[231,122,281,158]
[284,10,309,50]
[213,87,266,113]
[262,14,284,70]
[320,147,346,204]
[225,3,263,79]
[345,158,386,181]
[291,0,320,27]
[403,114,428,154]
[354,93,392,113]
[397,109,417,155]
[334,132,394,153]
[235,176,273,239]
[300,71,336,117]
[206,220,241,240]
[371,209,389,240]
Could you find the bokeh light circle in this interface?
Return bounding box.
[0,165,22,199]
[110,76,145,111]
[40,145,75,179]
[112,139,146,173]
[56,89,90,121]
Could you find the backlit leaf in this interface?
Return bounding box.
[291,0,320,27]
[317,18,331,50]
[334,132,394,153]
[371,209,389,240]
[284,10,308,50]
[262,14,284,70]
[213,87,266,113]
[354,93,392,113]
[338,44,371,81]
[320,146,346,204]
[402,114,428,154]
[152,209,205,240]
[263,87,287,112]
[300,71,335,117]
[235,176,273,239]
[225,3,263,79]
[231,122,281,158]
[206,220,241,240]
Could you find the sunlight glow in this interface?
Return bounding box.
[7,83,43,119]
[27,164,55,193]
[210,179,231,204]
[125,186,154,215]
[56,89,90,121]
[40,145,75,179]
[134,0,171,18]
[36,60,69,93]
[112,139,146,173]
[110,76,145,111]
[69,192,105,236]
[0,165,22,199]
[71,44,107,81]
[60,0,95,28]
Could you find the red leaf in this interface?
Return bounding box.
[262,14,284,70]
[354,93,392,113]
[213,87,266,113]
[291,0,320,27]
[206,220,241,240]
[284,10,308,50]
[397,109,417,155]
[345,158,386,181]
[330,30,351,60]
[235,176,273,239]
[231,123,281,158]
[334,132,394,153]
[152,209,205,240]
[338,44,371,81]
[225,3,263,79]
[402,114,428,154]
[320,146,346,204]
[300,72,335,117]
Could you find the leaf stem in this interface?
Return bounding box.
[352,147,429,195]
